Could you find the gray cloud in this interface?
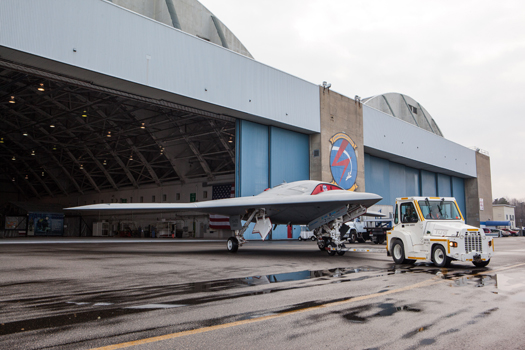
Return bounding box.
[202,0,525,199]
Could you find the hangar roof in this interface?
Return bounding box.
[110,0,253,58]
[362,92,443,137]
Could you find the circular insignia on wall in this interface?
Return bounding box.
[329,132,358,191]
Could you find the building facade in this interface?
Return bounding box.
[0,0,493,238]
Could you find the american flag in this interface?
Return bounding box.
[209,184,235,230]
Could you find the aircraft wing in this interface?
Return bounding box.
[65,190,382,225]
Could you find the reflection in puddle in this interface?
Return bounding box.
[242,267,381,286]
[496,272,525,302]
[342,303,421,323]
[450,275,496,288]
[0,266,382,337]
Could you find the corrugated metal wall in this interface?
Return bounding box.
[365,154,467,216]
[269,127,310,187]
[363,105,476,177]
[0,0,320,133]
[237,120,269,197]
[237,121,309,240]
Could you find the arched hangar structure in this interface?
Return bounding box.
[0,0,492,238]
[0,0,317,238]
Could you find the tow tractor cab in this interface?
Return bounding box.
[387,197,494,267]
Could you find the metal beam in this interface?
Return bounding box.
[1,113,78,195]
[25,102,102,193]
[118,104,186,185]
[41,93,119,190]
[0,151,41,199]
[0,60,236,123]
[60,92,139,189]
[208,119,235,164]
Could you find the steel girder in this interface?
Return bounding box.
[0,60,236,200]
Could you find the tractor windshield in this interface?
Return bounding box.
[418,200,462,220]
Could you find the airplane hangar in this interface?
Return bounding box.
[0,0,493,239]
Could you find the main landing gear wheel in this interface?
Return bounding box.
[327,242,337,256]
[473,259,490,268]
[432,245,451,267]
[337,243,346,256]
[227,237,239,253]
[318,237,330,251]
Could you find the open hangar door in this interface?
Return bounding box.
[0,60,236,237]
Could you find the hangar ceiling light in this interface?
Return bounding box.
[38,83,45,92]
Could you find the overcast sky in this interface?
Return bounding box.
[200,0,525,200]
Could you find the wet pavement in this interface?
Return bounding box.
[1,238,525,349]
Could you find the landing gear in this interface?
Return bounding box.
[227,237,239,253]
[321,218,350,256]
[225,209,263,253]
[337,243,346,256]
[318,236,330,251]
[327,242,337,256]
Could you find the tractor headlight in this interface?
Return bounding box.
[449,241,458,248]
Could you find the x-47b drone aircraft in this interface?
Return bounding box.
[67,180,382,253]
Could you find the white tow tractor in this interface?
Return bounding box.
[387,197,494,267]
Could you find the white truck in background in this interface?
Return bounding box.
[387,196,494,267]
[345,205,393,244]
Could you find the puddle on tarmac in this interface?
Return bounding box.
[494,272,525,302]
[0,266,383,336]
[449,275,496,288]
[341,303,422,323]
[2,265,513,337]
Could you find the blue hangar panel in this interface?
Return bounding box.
[452,177,466,217]
[237,121,309,240]
[437,174,452,197]
[365,154,390,205]
[420,170,437,197]
[269,127,310,187]
[365,154,465,214]
[236,120,269,197]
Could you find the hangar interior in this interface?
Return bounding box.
[0,62,237,203]
[0,0,492,238]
